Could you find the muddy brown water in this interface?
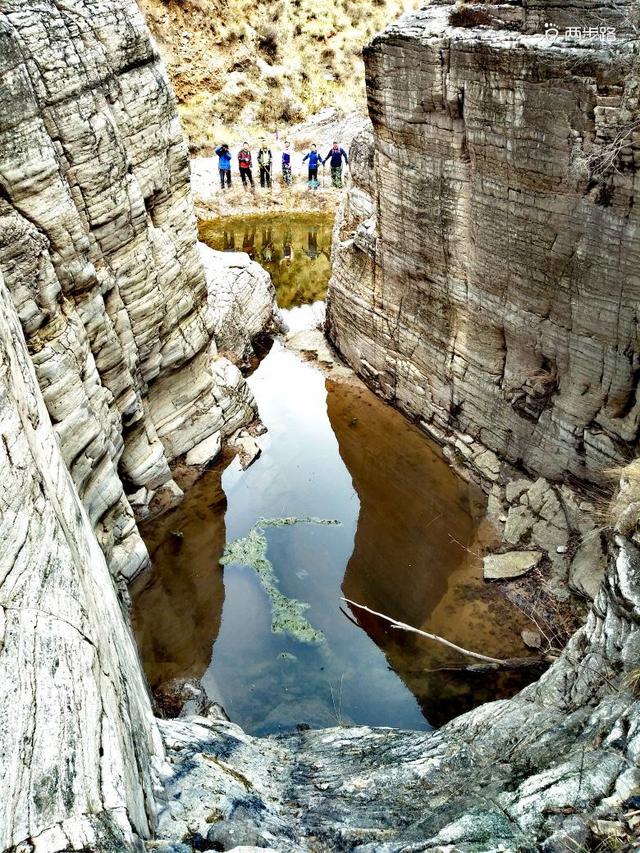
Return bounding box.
[131,214,537,735]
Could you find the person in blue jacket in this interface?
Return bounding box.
[302,144,322,189]
[215,143,232,189]
[323,141,349,188]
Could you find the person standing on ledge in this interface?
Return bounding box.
[258,140,273,189]
[323,141,349,188]
[282,140,292,187]
[302,144,322,189]
[238,142,254,190]
[215,142,232,189]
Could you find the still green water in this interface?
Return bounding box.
[199,213,332,309]
[132,214,538,735]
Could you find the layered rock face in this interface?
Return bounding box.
[0,0,275,582]
[0,271,163,852]
[0,0,277,848]
[327,1,640,484]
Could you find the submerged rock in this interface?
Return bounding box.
[483,550,542,580]
[186,431,222,467]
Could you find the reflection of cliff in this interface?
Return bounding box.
[131,466,228,690]
[327,379,482,635]
[327,379,538,725]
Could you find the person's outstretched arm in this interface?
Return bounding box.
[342,148,349,165]
[302,152,309,162]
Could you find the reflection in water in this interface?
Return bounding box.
[328,382,537,727]
[130,470,228,691]
[199,214,332,309]
[132,214,539,735]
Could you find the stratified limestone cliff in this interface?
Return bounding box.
[327,1,640,484]
[0,270,163,852]
[0,0,275,582]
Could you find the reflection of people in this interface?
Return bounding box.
[223,229,235,251]
[306,228,319,260]
[261,227,274,263]
[281,226,294,265]
[242,227,256,258]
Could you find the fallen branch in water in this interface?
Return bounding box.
[341,598,550,670]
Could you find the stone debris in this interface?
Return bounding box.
[483,550,543,580]
[522,629,543,650]
[185,431,222,467]
[229,429,262,470]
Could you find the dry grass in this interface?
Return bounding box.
[137,0,422,151]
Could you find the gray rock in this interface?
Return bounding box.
[505,479,531,505]
[186,431,222,467]
[522,629,543,649]
[326,3,639,485]
[570,535,608,600]
[230,430,262,470]
[483,550,542,579]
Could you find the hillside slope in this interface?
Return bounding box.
[135,0,419,151]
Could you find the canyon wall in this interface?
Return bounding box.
[0,270,163,852]
[0,0,276,848]
[327,0,640,484]
[0,0,275,583]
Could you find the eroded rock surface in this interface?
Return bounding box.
[0,0,277,581]
[0,270,163,853]
[327,2,640,484]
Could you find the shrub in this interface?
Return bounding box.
[449,5,492,27]
[257,24,279,60]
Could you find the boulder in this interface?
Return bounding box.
[186,431,222,467]
[483,550,542,580]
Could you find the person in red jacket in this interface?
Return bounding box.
[238,143,254,189]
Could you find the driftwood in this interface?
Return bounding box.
[342,598,549,671]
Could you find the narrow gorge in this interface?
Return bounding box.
[0,1,639,852]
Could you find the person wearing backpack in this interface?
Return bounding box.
[215,143,232,189]
[238,143,254,189]
[302,144,322,189]
[323,141,349,188]
[257,141,273,188]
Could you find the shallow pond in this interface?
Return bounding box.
[131,214,537,735]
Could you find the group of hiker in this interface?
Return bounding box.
[214,139,349,191]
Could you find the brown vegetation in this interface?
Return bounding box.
[135,0,421,152]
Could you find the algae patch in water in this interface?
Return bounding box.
[220,517,340,645]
